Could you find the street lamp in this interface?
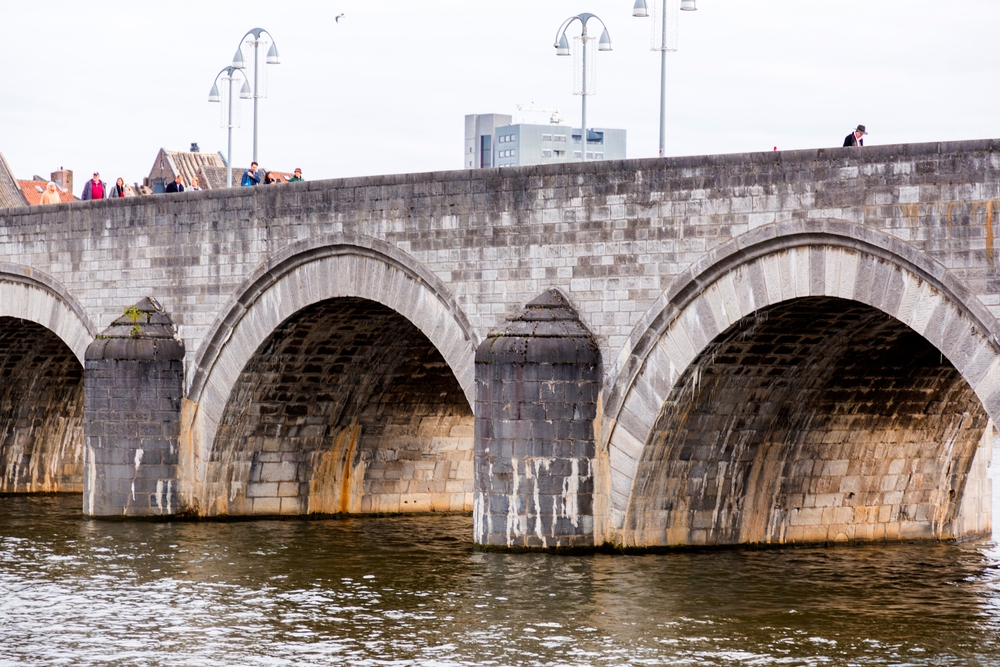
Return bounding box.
[554,13,612,162]
[231,28,281,163]
[208,67,252,188]
[633,0,697,156]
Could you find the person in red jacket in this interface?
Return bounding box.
[81,172,107,200]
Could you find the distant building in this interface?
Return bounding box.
[146,144,231,192]
[0,153,28,209]
[50,167,73,196]
[464,113,626,169]
[464,114,512,169]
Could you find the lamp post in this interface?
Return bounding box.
[554,13,612,162]
[231,28,281,163]
[208,67,252,188]
[633,0,696,156]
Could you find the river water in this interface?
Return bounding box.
[1,457,999,666]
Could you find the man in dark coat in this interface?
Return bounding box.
[164,174,185,193]
[843,124,867,147]
[80,172,107,200]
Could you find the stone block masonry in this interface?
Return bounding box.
[0,317,83,492]
[0,138,997,548]
[475,289,600,549]
[83,298,184,517]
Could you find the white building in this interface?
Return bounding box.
[464,113,626,169]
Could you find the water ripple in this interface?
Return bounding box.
[0,496,998,665]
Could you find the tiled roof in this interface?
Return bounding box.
[18,180,75,206]
[0,153,28,209]
[157,149,226,190]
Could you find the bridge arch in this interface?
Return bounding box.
[602,222,1000,546]
[0,265,96,493]
[0,263,97,362]
[188,236,479,516]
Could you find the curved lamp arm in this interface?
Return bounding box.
[237,28,281,64]
[554,13,612,51]
[553,15,582,47]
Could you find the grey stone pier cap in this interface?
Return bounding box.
[84,297,185,517]
[475,288,601,549]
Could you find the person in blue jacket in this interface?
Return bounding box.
[241,161,261,187]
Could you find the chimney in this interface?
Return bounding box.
[51,167,73,194]
[190,143,200,153]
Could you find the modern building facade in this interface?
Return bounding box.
[464,113,626,169]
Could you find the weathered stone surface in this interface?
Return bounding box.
[475,289,600,549]
[623,297,989,546]
[0,140,996,546]
[0,317,83,492]
[208,297,473,517]
[83,298,184,517]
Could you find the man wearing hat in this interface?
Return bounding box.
[843,125,867,147]
[81,172,108,200]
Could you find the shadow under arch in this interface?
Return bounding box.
[600,221,1000,546]
[186,235,479,516]
[0,264,96,493]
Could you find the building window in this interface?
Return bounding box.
[574,151,582,158]
[542,134,552,142]
[586,153,594,159]
[553,150,565,157]
[481,135,492,168]
[510,149,516,157]
[595,152,604,159]
[554,135,567,143]
[572,133,582,143]
[542,150,553,158]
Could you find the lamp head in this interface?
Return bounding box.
[208,82,220,103]
[232,47,246,69]
[681,0,697,10]
[239,80,253,100]
[632,0,649,17]
[555,33,570,56]
[598,27,612,51]
[265,42,280,65]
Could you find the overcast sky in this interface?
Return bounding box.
[3,1,999,194]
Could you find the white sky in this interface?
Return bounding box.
[3,1,999,195]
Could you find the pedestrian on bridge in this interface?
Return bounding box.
[288,168,304,183]
[80,172,107,200]
[241,162,261,187]
[165,174,185,193]
[39,182,62,205]
[843,124,867,147]
[109,178,127,198]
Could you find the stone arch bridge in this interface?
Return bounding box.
[1,138,998,549]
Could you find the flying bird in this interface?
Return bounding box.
[335,13,345,22]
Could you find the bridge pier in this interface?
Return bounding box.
[83,298,184,517]
[474,290,600,549]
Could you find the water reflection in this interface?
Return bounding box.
[0,493,999,666]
